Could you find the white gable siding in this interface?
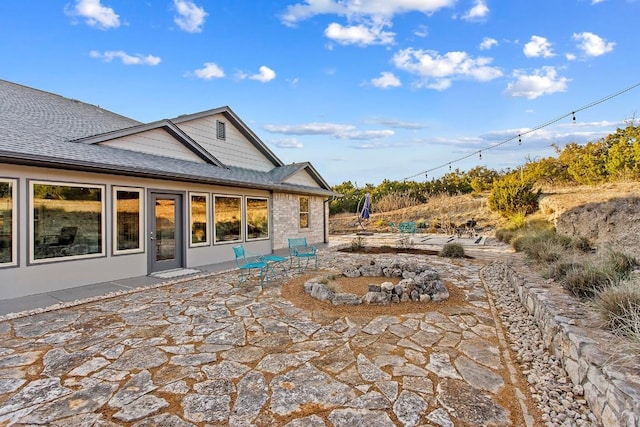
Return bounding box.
[100,128,205,163]
[177,115,275,171]
[283,169,319,187]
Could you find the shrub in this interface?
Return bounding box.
[511,229,571,261]
[546,261,583,281]
[495,228,518,244]
[487,174,541,217]
[594,279,640,336]
[561,264,613,299]
[603,250,637,278]
[571,236,593,253]
[507,211,527,229]
[350,237,366,251]
[439,243,465,258]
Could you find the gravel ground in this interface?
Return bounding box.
[482,262,601,427]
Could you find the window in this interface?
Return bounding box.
[299,196,309,229]
[216,120,226,140]
[246,197,269,240]
[190,192,210,246]
[113,187,143,255]
[31,181,105,262]
[214,195,241,243]
[0,178,17,267]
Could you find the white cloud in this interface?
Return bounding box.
[479,37,498,50]
[523,35,554,58]
[565,53,577,61]
[263,122,393,140]
[505,66,569,99]
[366,118,426,129]
[264,123,356,135]
[392,48,502,90]
[572,32,615,56]
[173,0,207,33]
[271,138,304,148]
[194,62,225,79]
[414,25,428,38]
[340,130,394,140]
[591,0,606,4]
[462,0,489,21]
[280,0,456,26]
[67,0,120,29]
[324,21,395,46]
[370,72,401,88]
[249,66,277,83]
[89,50,160,65]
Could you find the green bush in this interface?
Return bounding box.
[487,174,541,217]
[439,243,465,258]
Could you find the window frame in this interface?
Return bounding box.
[299,195,310,230]
[112,186,144,256]
[29,180,106,264]
[0,178,18,268]
[213,194,242,244]
[189,191,210,247]
[245,196,269,241]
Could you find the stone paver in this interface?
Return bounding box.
[0,248,538,426]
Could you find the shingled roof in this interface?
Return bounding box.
[0,80,336,197]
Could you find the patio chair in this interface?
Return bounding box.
[233,245,269,288]
[288,237,318,272]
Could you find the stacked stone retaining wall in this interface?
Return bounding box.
[492,256,640,427]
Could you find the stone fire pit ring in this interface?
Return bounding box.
[303,257,449,306]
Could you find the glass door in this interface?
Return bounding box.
[148,192,184,273]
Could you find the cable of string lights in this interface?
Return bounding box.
[403,81,640,181]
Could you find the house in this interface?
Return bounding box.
[0,80,338,300]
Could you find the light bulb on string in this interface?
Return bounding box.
[518,134,522,145]
[572,112,576,122]
[479,151,482,160]
[449,163,451,171]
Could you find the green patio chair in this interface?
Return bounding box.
[233,245,268,288]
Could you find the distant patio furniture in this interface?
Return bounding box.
[288,237,318,272]
[391,221,417,235]
[41,226,78,257]
[233,245,269,288]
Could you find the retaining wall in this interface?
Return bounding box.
[493,257,640,427]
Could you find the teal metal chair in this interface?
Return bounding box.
[288,238,318,272]
[233,245,268,288]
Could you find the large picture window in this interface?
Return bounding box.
[246,197,269,240]
[113,187,143,255]
[31,181,105,262]
[0,179,17,267]
[214,195,242,243]
[190,192,210,246]
[299,196,309,229]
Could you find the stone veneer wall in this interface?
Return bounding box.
[493,256,640,427]
[271,193,327,250]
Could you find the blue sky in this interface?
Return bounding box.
[1,0,639,186]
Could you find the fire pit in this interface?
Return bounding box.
[303,258,449,306]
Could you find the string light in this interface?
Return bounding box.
[479,151,482,160]
[402,81,640,181]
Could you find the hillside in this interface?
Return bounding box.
[329,181,640,259]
